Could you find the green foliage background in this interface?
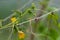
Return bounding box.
[0,0,60,40]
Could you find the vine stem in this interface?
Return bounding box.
[28,19,34,40]
[0,8,60,30]
[0,8,47,30]
[7,25,14,40]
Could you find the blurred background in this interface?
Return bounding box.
[0,0,60,40]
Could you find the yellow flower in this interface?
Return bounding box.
[18,31,25,39]
[11,17,17,23]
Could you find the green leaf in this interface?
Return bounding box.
[58,23,60,28]
[48,28,59,40]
